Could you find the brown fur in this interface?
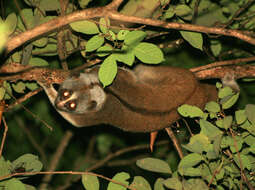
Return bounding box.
[41,65,218,132]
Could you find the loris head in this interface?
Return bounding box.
[55,73,106,114]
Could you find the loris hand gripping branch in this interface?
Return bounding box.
[40,65,217,132]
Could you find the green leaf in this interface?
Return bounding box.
[4,81,12,99]
[221,93,239,109]
[244,133,255,146]
[105,30,116,41]
[29,57,49,66]
[184,179,208,189]
[220,136,231,149]
[182,134,210,154]
[0,87,6,100]
[218,86,234,98]
[235,110,247,124]
[99,17,110,34]
[12,153,43,174]
[180,31,203,50]
[78,0,92,8]
[233,154,251,170]
[240,120,255,136]
[136,157,172,174]
[221,136,243,153]
[40,0,60,11]
[213,134,222,157]
[222,116,233,130]
[163,177,182,190]
[178,153,204,175]
[154,178,165,190]
[177,104,204,118]
[215,119,223,128]
[18,9,34,30]
[175,5,192,20]
[164,7,175,19]
[130,176,151,190]
[245,104,255,125]
[181,167,202,176]
[200,119,222,140]
[0,157,11,176]
[12,81,26,93]
[82,174,99,190]
[6,178,26,190]
[98,55,117,87]
[124,31,146,46]
[86,35,104,52]
[25,184,36,190]
[216,82,222,89]
[5,13,17,35]
[210,40,222,56]
[33,43,58,56]
[249,144,255,154]
[96,45,113,57]
[230,136,243,153]
[0,81,12,100]
[70,20,99,35]
[115,50,135,66]
[0,22,8,52]
[107,172,130,190]
[206,144,218,160]
[26,82,38,91]
[33,37,48,47]
[134,42,164,64]
[117,30,130,40]
[205,101,220,113]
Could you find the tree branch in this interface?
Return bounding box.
[5,1,255,54]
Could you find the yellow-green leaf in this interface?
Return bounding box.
[180,31,203,50]
[82,174,99,190]
[70,20,99,35]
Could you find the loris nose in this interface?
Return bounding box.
[55,99,67,110]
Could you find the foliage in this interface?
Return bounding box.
[0,0,255,189]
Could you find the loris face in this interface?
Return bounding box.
[54,73,106,114]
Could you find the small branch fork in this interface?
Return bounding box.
[5,0,255,54]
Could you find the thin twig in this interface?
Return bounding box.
[0,117,8,158]
[86,140,169,171]
[224,0,255,27]
[3,88,53,131]
[0,170,136,190]
[6,88,42,111]
[13,0,28,29]
[38,130,73,190]
[192,0,200,24]
[229,128,254,190]
[56,136,97,190]
[15,116,47,165]
[165,127,183,159]
[191,56,255,73]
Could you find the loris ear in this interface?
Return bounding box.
[106,65,199,112]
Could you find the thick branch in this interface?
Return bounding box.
[1,63,255,86]
[193,65,255,80]
[6,2,255,54]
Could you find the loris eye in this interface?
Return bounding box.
[60,89,72,100]
[65,100,77,111]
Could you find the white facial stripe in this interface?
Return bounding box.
[90,85,106,110]
[56,93,78,108]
